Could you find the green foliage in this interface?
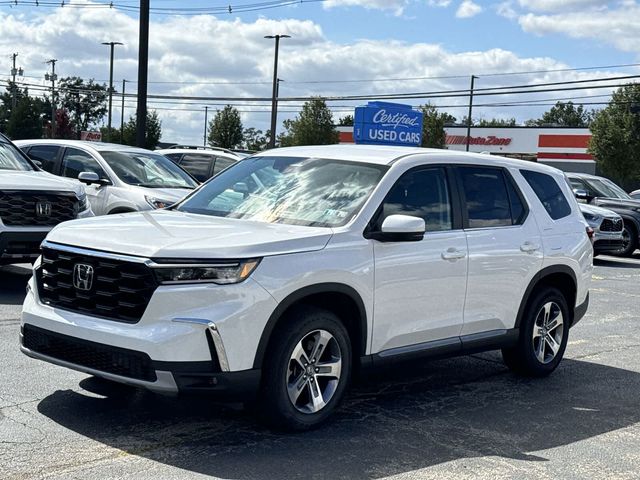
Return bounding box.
[122,110,162,150]
[476,117,517,127]
[278,98,339,146]
[5,95,43,140]
[589,84,640,190]
[242,127,268,151]
[419,103,449,149]
[208,105,243,149]
[57,77,108,135]
[337,114,354,126]
[526,101,594,127]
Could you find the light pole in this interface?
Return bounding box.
[10,53,24,109]
[45,59,57,139]
[265,34,290,149]
[465,75,478,152]
[102,41,124,142]
[204,106,209,147]
[137,0,150,148]
[121,79,127,142]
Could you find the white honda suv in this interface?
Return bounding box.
[21,145,592,430]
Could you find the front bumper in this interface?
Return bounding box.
[0,230,48,263]
[593,230,624,254]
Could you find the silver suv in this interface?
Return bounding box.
[15,140,198,215]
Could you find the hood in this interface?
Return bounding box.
[136,187,194,204]
[579,203,620,218]
[594,197,640,212]
[46,210,333,259]
[0,170,83,195]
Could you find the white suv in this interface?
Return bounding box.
[20,145,592,430]
[15,140,198,215]
[0,134,93,265]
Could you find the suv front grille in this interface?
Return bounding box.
[0,191,79,226]
[600,218,623,232]
[36,246,158,323]
[22,324,157,382]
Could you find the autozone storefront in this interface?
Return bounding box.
[338,126,596,174]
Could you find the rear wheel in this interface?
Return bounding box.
[503,287,570,377]
[259,306,351,431]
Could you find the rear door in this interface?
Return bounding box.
[456,165,543,336]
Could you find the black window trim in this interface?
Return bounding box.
[364,164,463,239]
[453,164,530,231]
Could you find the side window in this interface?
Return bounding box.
[212,156,236,176]
[61,148,107,180]
[521,170,572,220]
[24,145,60,173]
[568,177,593,196]
[164,153,183,163]
[379,167,452,232]
[179,153,212,182]
[458,166,514,228]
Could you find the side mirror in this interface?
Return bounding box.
[78,171,109,186]
[369,214,426,242]
[573,188,591,203]
[31,158,43,168]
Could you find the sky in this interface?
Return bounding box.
[1,0,639,145]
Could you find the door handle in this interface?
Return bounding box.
[520,241,540,253]
[441,248,467,261]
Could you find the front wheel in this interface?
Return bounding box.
[259,306,351,431]
[612,223,638,257]
[503,287,570,377]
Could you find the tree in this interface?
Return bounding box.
[338,114,354,126]
[589,84,640,190]
[242,127,268,151]
[5,96,43,140]
[57,77,108,136]
[278,98,339,146]
[122,110,162,150]
[53,109,75,140]
[207,105,243,149]
[526,101,594,127]
[477,117,517,127]
[419,103,449,149]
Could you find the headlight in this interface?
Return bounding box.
[153,259,260,285]
[582,212,600,223]
[146,196,174,209]
[77,193,88,211]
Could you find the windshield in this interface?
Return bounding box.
[100,151,198,189]
[176,156,388,227]
[587,177,631,200]
[0,141,33,171]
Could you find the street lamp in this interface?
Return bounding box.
[102,41,124,142]
[265,34,290,149]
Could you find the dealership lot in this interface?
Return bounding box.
[0,255,639,480]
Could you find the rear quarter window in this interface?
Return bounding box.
[521,170,572,220]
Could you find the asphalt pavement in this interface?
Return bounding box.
[1,256,640,480]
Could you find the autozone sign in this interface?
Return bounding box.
[80,131,102,142]
[446,135,512,146]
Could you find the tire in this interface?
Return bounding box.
[502,287,570,377]
[259,305,352,432]
[612,222,638,257]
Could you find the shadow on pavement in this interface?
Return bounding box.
[37,356,640,479]
[0,264,31,305]
[594,256,640,269]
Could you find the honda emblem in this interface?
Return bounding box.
[73,264,94,291]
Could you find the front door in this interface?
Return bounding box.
[60,147,111,215]
[372,166,468,354]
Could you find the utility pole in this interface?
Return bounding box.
[45,59,58,139]
[265,34,290,149]
[465,75,478,152]
[10,53,24,109]
[136,0,150,147]
[102,41,124,142]
[203,106,209,147]
[121,79,127,143]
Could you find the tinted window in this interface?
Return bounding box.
[25,145,60,172]
[164,153,183,163]
[179,153,213,182]
[521,170,572,220]
[213,156,236,175]
[379,167,452,232]
[61,148,108,180]
[459,166,513,228]
[506,177,527,225]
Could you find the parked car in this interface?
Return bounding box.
[630,189,640,200]
[566,172,640,256]
[21,146,592,431]
[157,147,240,182]
[0,133,92,265]
[15,140,198,216]
[579,204,624,256]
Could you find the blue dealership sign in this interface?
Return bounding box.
[353,101,423,147]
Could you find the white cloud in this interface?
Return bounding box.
[456,0,483,18]
[496,1,518,19]
[516,0,611,12]
[323,0,409,15]
[428,0,453,6]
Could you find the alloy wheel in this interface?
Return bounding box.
[531,301,564,364]
[287,329,342,414]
